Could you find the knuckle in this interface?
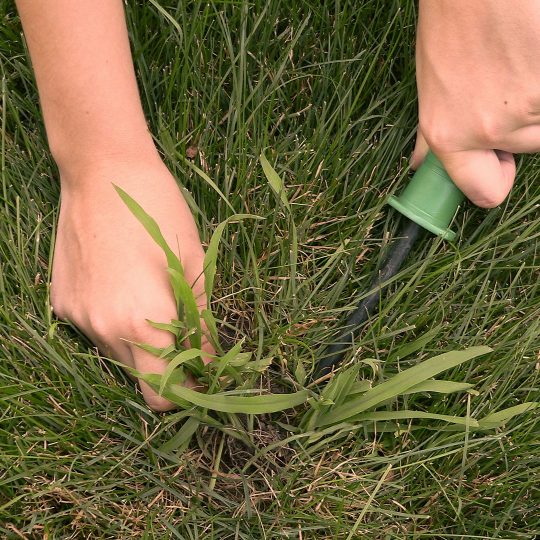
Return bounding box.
[421,114,505,151]
[120,309,179,352]
[95,293,177,340]
[124,319,155,345]
[89,313,114,341]
[476,116,503,146]
[121,310,148,337]
[420,118,453,154]
[124,304,175,340]
[139,383,176,412]
[520,92,540,118]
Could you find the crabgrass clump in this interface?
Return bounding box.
[115,157,538,454]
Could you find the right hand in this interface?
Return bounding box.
[412,0,540,207]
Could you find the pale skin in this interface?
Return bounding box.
[16,0,213,411]
[413,0,540,207]
[15,1,540,411]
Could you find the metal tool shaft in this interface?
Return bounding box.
[316,218,423,378]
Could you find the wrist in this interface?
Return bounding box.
[52,133,161,183]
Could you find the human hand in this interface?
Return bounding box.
[412,0,540,207]
[51,156,214,411]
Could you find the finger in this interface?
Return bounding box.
[198,319,216,365]
[435,148,515,208]
[180,313,216,366]
[410,129,429,170]
[182,263,216,365]
[130,309,216,408]
[128,324,178,412]
[503,125,540,153]
[90,331,138,382]
[63,312,139,381]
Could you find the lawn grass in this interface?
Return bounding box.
[1,0,539,538]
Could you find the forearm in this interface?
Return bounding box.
[16,0,158,177]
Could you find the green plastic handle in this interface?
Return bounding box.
[387,151,465,241]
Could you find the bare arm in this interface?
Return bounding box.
[17,0,213,411]
[17,0,157,174]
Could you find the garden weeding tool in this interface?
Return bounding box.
[315,151,465,379]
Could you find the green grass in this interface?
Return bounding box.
[1,0,539,538]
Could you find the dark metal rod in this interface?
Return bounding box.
[315,218,423,379]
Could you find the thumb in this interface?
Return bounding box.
[435,149,515,208]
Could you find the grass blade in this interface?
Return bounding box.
[184,159,236,212]
[114,185,183,276]
[159,348,206,395]
[204,214,261,301]
[146,319,184,337]
[478,402,539,429]
[260,153,290,211]
[168,268,202,348]
[387,327,441,362]
[145,378,309,414]
[129,342,176,359]
[208,339,244,392]
[315,346,492,427]
[158,416,200,454]
[201,308,222,354]
[402,380,474,395]
[352,410,480,427]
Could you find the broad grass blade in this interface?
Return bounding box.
[168,268,201,348]
[388,327,441,362]
[208,339,244,391]
[146,319,184,338]
[260,153,290,211]
[204,214,261,301]
[130,342,176,359]
[157,383,309,414]
[315,346,492,427]
[159,348,205,395]
[201,308,222,354]
[347,380,373,396]
[403,380,474,395]
[352,410,480,427]
[158,416,200,454]
[302,365,361,431]
[133,371,191,408]
[478,402,539,429]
